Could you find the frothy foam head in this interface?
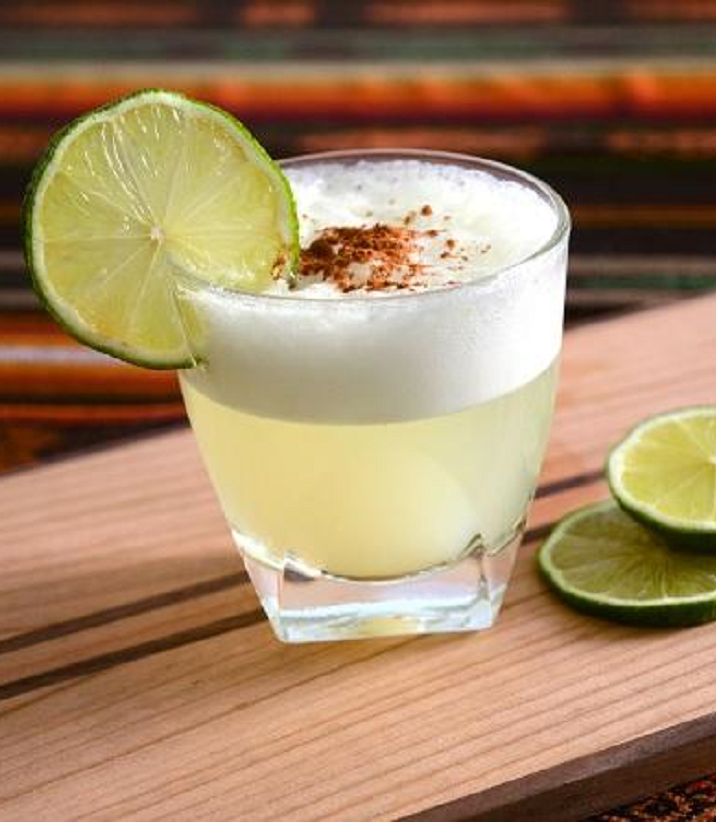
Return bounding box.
[268,159,559,297]
[181,155,569,422]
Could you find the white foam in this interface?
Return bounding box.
[276,160,558,295]
[181,158,568,422]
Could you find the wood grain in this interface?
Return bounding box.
[1,293,716,821]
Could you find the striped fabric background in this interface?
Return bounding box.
[3,0,716,472]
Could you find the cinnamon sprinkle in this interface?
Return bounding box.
[295,206,472,293]
[299,224,426,293]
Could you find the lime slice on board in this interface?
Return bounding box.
[24,89,298,368]
[538,500,716,627]
[608,407,716,548]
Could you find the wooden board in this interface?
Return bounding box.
[2,294,716,821]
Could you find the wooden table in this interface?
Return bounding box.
[2,294,716,822]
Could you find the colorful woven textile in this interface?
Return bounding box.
[590,774,716,821]
[3,1,716,470]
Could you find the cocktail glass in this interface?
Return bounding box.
[177,149,570,642]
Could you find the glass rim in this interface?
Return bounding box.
[185,148,570,307]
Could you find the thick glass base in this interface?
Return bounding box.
[235,529,522,643]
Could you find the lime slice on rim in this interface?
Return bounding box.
[538,500,716,626]
[607,407,716,548]
[24,88,298,368]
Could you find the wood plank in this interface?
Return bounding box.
[404,714,716,822]
[1,293,716,820]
